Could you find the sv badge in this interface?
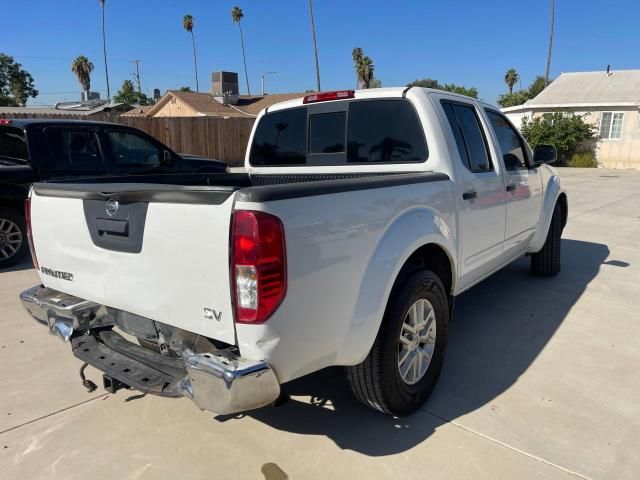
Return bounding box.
[204,308,222,321]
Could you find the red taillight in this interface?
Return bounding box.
[303,90,355,104]
[231,210,286,324]
[24,197,39,270]
[0,119,12,125]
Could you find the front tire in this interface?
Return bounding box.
[531,202,562,276]
[0,207,28,270]
[346,270,450,415]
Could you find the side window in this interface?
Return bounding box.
[347,100,427,163]
[249,107,307,166]
[0,126,27,161]
[599,112,624,140]
[107,131,162,168]
[441,102,492,172]
[485,110,528,170]
[309,112,345,154]
[46,128,106,174]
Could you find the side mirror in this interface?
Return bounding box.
[533,144,557,165]
[163,150,172,165]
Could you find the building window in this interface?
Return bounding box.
[600,112,624,140]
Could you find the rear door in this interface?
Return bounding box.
[437,97,506,289]
[483,109,543,257]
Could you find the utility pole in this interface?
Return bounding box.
[545,0,555,87]
[132,60,142,93]
[308,0,321,92]
[261,72,277,95]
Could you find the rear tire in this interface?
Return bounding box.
[346,270,449,415]
[531,202,562,276]
[0,207,28,270]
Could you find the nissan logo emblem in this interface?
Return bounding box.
[105,198,119,217]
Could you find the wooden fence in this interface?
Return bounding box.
[0,113,255,167]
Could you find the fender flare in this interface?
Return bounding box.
[528,173,567,253]
[336,206,456,365]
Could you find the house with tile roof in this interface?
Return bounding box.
[502,69,640,169]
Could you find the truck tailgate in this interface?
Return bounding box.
[29,183,238,345]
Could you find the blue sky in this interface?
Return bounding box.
[3,0,639,105]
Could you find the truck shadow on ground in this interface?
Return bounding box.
[216,239,615,456]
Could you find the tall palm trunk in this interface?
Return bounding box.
[308,0,321,92]
[238,23,251,95]
[545,0,555,87]
[190,31,199,92]
[101,2,110,100]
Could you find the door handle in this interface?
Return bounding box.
[462,191,477,200]
[506,184,516,192]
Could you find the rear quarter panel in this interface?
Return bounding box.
[234,179,456,383]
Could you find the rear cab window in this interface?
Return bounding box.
[0,126,27,162]
[249,99,428,167]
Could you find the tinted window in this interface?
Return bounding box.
[107,131,161,168]
[442,102,491,172]
[485,110,527,170]
[347,100,427,163]
[0,126,27,161]
[46,128,106,174]
[309,112,345,153]
[250,108,307,165]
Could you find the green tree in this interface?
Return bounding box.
[497,90,531,108]
[99,0,110,100]
[369,77,382,88]
[406,78,478,98]
[179,86,192,92]
[182,14,199,92]
[71,55,94,98]
[0,53,38,106]
[231,6,251,95]
[113,79,153,105]
[520,112,596,163]
[497,75,551,108]
[356,56,375,89]
[504,68,519,94]
[352,47,363,88]
[528,75,547,98]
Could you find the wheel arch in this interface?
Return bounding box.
[337,206,457,366]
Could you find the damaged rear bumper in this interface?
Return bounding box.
[20,285,281,415]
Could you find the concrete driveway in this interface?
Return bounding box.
[1,168,638,479]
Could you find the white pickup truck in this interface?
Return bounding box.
[20,87,567,416]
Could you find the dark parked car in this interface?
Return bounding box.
[0,119,227,268]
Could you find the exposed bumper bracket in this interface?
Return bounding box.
[20,285,281,415]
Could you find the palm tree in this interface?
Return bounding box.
[352,47,363,88]
[182,14,199,92]
[504,68,519,94]
[231,6,251,95]
[99,0,110,100]
[545,0,555,87]
[71,55,94,98]
[308,0,321,93]
[357,56,375,89]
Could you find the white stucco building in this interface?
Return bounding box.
[502,70,640,169]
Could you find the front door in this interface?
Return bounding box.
[483,109,543,259]
[439,98,506,290]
